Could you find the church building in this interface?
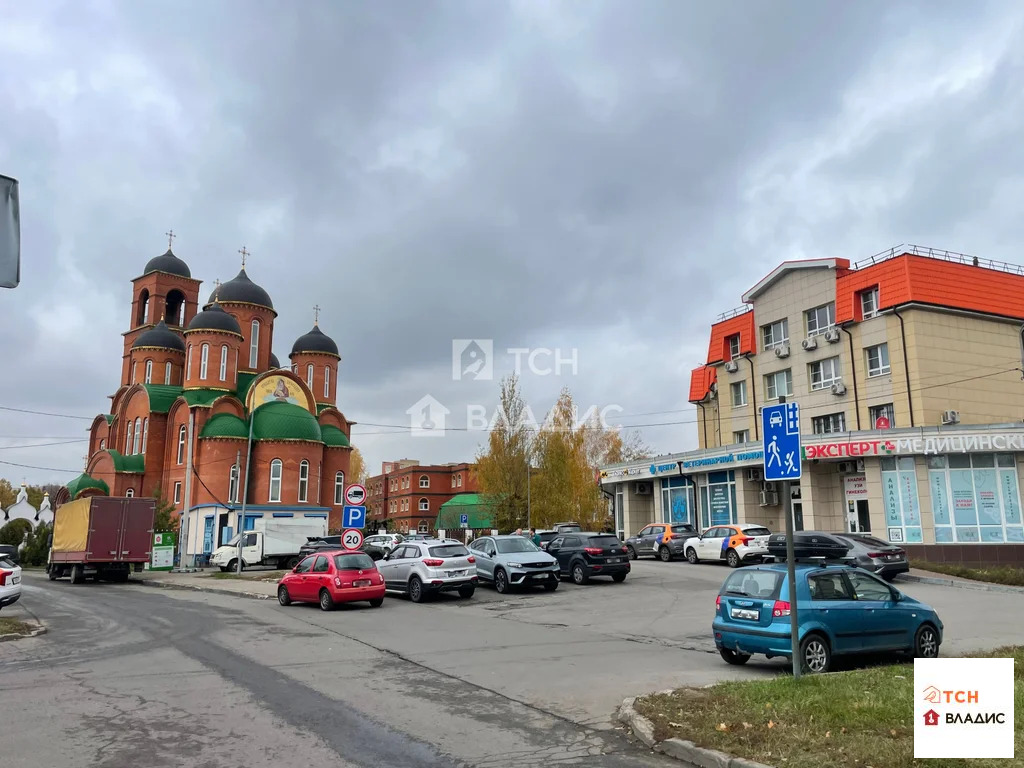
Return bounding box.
[57,240,354,559]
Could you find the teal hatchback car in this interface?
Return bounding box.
[713,561,943,673]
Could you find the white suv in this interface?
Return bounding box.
[0,555,23,612]
[365,533,403,553]
[377,539,478,602]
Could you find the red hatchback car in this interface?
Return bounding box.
[277,551,386,611]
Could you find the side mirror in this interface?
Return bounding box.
[890,589,902,602]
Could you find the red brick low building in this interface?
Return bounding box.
[366,459,478,534]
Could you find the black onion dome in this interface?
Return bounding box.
[186,302,242,335]
[144,248,191,278]
[290,325,339,357]
[132,320,185,352]
[269,352,280,368]
[207,268,273,310]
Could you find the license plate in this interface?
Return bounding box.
[731,607,759,620]
[607,557,621,564]
[11,575,20,585]
[353,579,371,587]
[446,570,465,577]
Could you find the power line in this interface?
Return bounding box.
[0,439,88,450]
[0,405,94,420]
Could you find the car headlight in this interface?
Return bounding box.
[507,562,523,568]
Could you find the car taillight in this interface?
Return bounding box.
[0,570,8,586]
[423,559,444,567]
[715,595,720,611]
[772,600,791,618]
[740,537,752,546]
[866,552,885,558]
[466,556,475,563]
[583,547,603,555]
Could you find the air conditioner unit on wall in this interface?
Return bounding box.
[837,461,856,474]
[941,410,960,425]
[724,360,739,373]
[801,337,818,351]
[634,482,652,495]
[745,468,763,482]
[761,481,777,493]
[759,490,780,507]
[824,328,841,343]
[774,344,791,359]
[831,380,847,396]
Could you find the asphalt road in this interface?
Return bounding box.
[3,559,1021,768]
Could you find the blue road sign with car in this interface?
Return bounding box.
[342,505,366,529]
[762,402,801,481]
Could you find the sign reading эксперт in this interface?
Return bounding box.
[914,657,1015,759]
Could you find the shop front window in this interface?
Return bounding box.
[881,457,922,544]
[928,454,1022,544]
[699,471,736,528]
[660,477,695,525]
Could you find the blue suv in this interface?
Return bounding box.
[713,561,943,673]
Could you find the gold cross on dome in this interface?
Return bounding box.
[213,279,222,300]
[313,304,321,325]
[165,229,176,249]
[238,246,250,269]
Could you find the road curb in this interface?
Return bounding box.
[0,623,47,643]
[132,577,273,601]
[617,697,775,768]
[896,573,1024,595]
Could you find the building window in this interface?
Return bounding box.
[866,343,890,377]
[165,361,172,385]
[306,363,314,388]
[812,412,846,434]
[730,380,747,407]
[927,454,1023,544]
[228,464,239,503]
[200,343,209,379]
[132,417,141,454]
[99,439,105,450]
[250,320,260,369]
[860,286,879,319]
[763,369,792,401]
[132,362,138,384]
[297,460,309,503]
[334,471,345,504]
[292,363,297,374]
[269,458,283,502]
[417,520,429,534]
[881,456,923,544]
[727,334,741,360]
[870,403,894,429]
[805,302,835,336]
[699,470,738,529]
[809,356,842,391]
[457,473,463,487]
[661,476,695,525]
[126,420,134,454]
[419,498,429,512]
[144,359,153,384]
[177,425,186,464]
[141,418,148,453]
[451,474,456,487]
[220,345,228,381]
[761,319,789,350]
[733,430,750,444]
[186,345,192,379]
[324,366,330,398]
[126,488,134,497]
[419,475,429,488]
[174,482,182,504]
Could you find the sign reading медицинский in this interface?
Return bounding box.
[804,431,1024,459]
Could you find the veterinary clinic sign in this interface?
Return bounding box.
[804,431,1024,459]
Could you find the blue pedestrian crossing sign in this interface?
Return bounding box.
[762,402,802,481]
[459,513,469,529]
[343,505,366,529]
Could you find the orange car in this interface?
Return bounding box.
[683,524,772,567]
[625,522,698,561]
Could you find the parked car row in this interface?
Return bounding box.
[0,553,22,612]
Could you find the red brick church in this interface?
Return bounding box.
[57,240,354,556]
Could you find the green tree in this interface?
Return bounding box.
[476,374,532,532]
[151,486,179,532]
[0,479,16,510]
[20,522,53,566]
[0,519,33,546]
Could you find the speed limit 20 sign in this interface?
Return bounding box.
[341,529,364,550]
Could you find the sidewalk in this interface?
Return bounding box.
[132,569,279,599]
[898,567,1024,595]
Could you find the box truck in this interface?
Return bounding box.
[209,517,328,571]
[47,496,156,584]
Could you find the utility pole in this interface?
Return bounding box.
[175,410,195,571]
[778,396,801,679]
[236,416,254,574]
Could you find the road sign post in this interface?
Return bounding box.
[459,513,469,529]
[342,505,366,529]
[761,397,802,679]
[341,529,363,550]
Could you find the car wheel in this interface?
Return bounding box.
[494,568,509,594]
[285,556,300,569]
[543,580,558,591]
[369,597,384,607]
[719,648,751,666]
[409,576,425,603]
[800,633,831,674]
[319,589,334,611]
[627,546,638,560]
[70,564,85,584]
[726,549,741,568]
[686,548,699,564]
[881,572,897,583]
[458,585,475,599]
[226,559,238,573]
[277,585,291,606]
[658,546,672,562]
[914,624,940,658]
[47,566,59,581]
[612,572,627,583]
[572,563,588,585]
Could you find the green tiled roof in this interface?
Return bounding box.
[182,388,226,407]
[316,403,334,415]
[236,372,258,409]
[108,450,145,474]
[251,402,322,442]
[102,414,114,425]
[200,413,250,439]
[66,473,109,500]
[436,493,494,530]
[143,384,184,413]
[321,424,350,447]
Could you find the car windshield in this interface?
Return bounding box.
[428,544,469,558]
[586,535,621,548]
[742,527,772,536]
[496,538,540,554]
[671,525,694,534]
[558,525,582,532]
[0,556,16,568]
[333,553,375,570]
[225,534,241,546]
[722,569,782,598]
[843,534,893,549]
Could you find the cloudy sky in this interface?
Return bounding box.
[3,0,1024,485]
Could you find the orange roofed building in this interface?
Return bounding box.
[601,246,1024,567]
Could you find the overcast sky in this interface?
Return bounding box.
[3,1,1024,486]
